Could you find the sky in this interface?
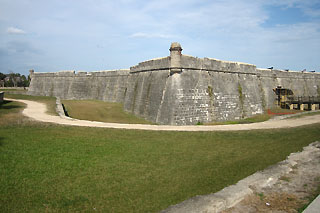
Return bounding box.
[0,0,320,76]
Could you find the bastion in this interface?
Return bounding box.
[28,43,320,125]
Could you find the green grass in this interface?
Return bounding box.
[1,100,320,212]
[0,100,24,114]
[4,93,57,115]
[0,88,28,95]
[206,108,313,125]
[0,88,26,91]
[287,111,320,119]
[62,99,152,124]
[0,100,26,126]
[268,108,300,114]
[62,100,303,125]
[207,113,272,125]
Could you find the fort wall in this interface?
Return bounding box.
[28,43,320,125]
[28,70,130,102]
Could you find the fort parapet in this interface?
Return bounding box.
[28,43,320,125]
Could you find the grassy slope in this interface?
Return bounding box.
[62,100,152,124]
[1,100,320,212]
[62,100,304,125]
[287,111,320,119]
[207,108,305,125]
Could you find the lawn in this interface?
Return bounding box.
[62,99,308,125]
[0,88,28,95]
[0,98,320,212]
[62,99,152,124]
[206,108,302,125]
[0,88,27,92]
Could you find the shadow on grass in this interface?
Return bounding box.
[0,100,12,105]
[0,100,23,110]
[0,137,3,146]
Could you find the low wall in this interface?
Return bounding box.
[0,92,4,103]
[28,44,320,125]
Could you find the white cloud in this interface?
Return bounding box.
[264,0,320,17]
[6,27,26,34]
[130,32,174,39]
[1,0,319,73]
[270,23,320,43]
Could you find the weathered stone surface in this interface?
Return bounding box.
[130,57,170,73]
[28,43,320,125]
[28,70,130,102]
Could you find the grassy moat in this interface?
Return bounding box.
[0,94,319,212]
[4,92,317,125]
[62,99,153,124]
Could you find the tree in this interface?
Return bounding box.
[5,78,13,87]
[1,71,30,87]
[19,75,29,87]
[0,72,6,80]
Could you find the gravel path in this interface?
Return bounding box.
[7,98,320,131]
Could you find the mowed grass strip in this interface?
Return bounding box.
[62,99,152,124]
[206,108,305,125]
[1,101,320,212]
[207,113,272,125]
[0,88,27,92]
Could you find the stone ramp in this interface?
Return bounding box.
[303,195,320,213]
[162,142,320,213]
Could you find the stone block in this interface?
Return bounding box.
[290,104,294,110]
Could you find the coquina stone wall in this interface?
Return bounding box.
[28,43,320,125]
[28,70,130,103]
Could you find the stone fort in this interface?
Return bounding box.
[28,42,320,125]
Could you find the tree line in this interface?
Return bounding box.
[0,72,30,87]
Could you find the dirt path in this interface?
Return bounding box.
[7,98,320,131]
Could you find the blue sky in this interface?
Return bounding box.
[1,0,320,76]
